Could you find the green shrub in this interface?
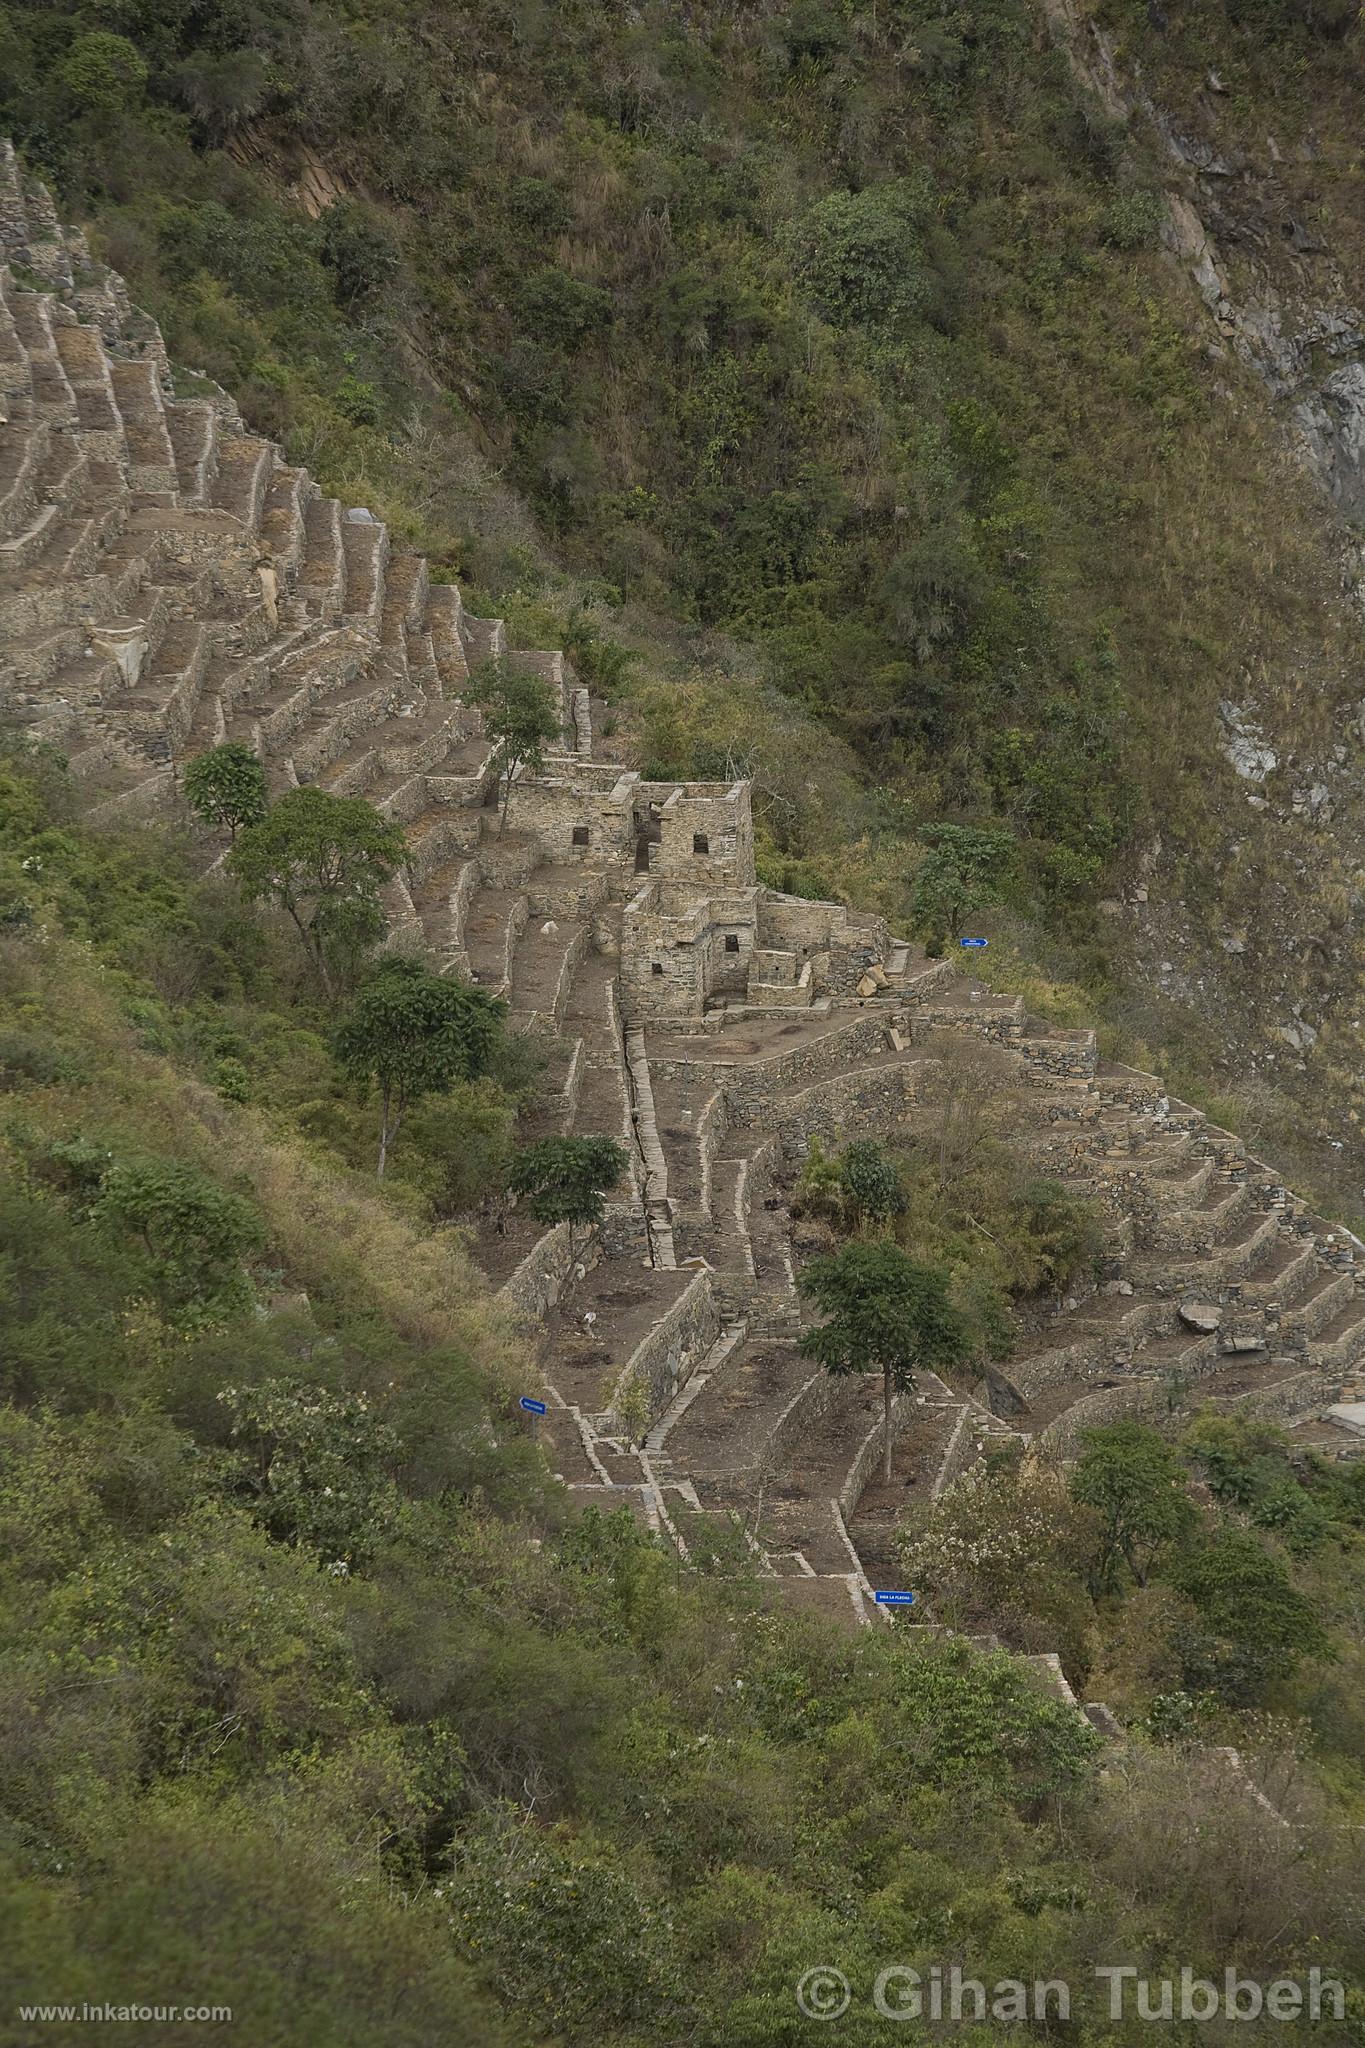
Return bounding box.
[783,181,933,326]
[94,1158,265,1326]
[1171,1527,1330,1701]
[319,201,403,308]
[58,30,147,113]
[1099,189,1167,250]
[514,266,612,351]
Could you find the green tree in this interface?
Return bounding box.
[513,266,612,349]
[783,181,931,327]
[799,1240,972,1483]
[58,30,147,113]
[336,957,505,1177]
[792,1138,905,1236]
[1006,1176,1103,1293]
[465,660,562,831]
[839,1139,906,1233]
[1172,1527,1329,1701]
[219,1378,400,1565]
[183,742,268,843]
[1070,1421,1195,1592]
[509,1135,628,1255]
[908,823,1015,953]
[318,200,403,309]
[94,1159,264,1326]
[229,787,405,997]
[168,48,270,142]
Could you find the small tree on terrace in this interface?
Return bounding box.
[909,823,1014,954]
[337,957,506,1177]
[509,1135,628,1257]
[799,1240,972,1484]
[840,1139,906,1234]
[230,786,406,998]
[183,742,268,842]
[465,658,562,833]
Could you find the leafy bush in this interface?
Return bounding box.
[1172,1527,1330,1700]
[220,1377,400,1565]
[898,1460,1100,1676]
[783,180,934,327]
[319,201,403,308]
[94,1157,265,1325]
[514,266,613,351]
[183,741,268,842]
[58,30,147,113]
[1099,188,1167,250]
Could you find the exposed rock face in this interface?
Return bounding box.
[1296,361,1365,525]
[1056,23,1365,533]
[1038,7,1365,1179]
[1219,701,1278,783]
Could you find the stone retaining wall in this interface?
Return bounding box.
[602,1268,721,1427]
[839,1385,918,1514]
[497,1221,577,1321]
[772,1057,928,1159]
[652,1012,898,1120]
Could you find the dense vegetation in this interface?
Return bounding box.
[1,738,1363,2039]
[901,1414,1365,1755]
[792,1031,1107,1356]
[5,0,1365,2035]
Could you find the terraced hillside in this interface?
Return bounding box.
[3,140,1363,1666]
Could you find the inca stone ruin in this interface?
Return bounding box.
[4,140,1364,1670]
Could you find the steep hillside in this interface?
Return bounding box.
[2,120,1365,2048]
[5,0,1365,1215]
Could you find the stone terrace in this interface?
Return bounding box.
[4,143,1362,1640]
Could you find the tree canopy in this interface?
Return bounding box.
[799,1240,972,1482]
[337,957,506,1176]
[465,660,562,830]
[1072,1420,1196,1591]
[183,742,268,842]
[508,1135,629,1250]
[1172,1526,1330,1701]
[908,823,1015,953]
[230,787,406,995]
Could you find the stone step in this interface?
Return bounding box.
[341,512,388,623]
[462,882,528,993]
[166,401,219,505]
[459,611,505,668]
[210,434,273,532]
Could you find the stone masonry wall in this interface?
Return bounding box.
[503,770,636,870]
[601,1268,721,1428]
[771,1058,927,1159]
[653,783,754,890]
[498,1222,579,1320]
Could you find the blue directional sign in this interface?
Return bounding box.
[960,937,988,949]
[873,1590,916,1606]
[519,1396,548,1417]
